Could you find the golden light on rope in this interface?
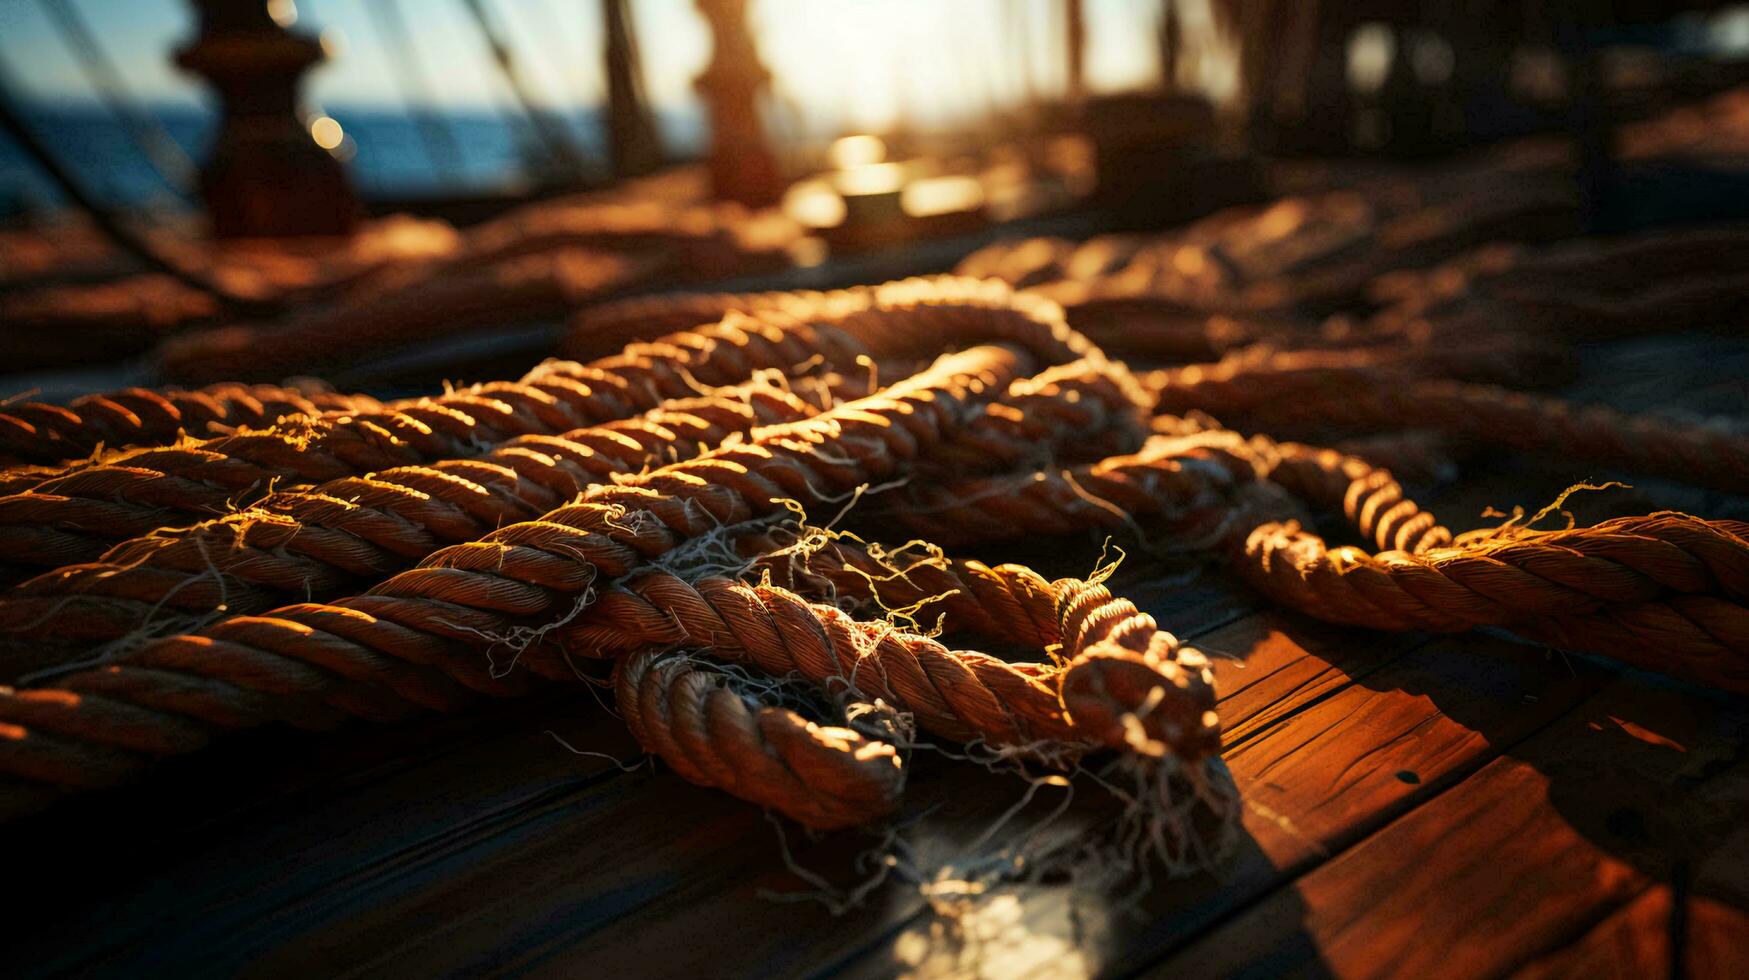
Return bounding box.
[0,275,1743,855]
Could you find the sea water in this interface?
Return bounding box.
[0,100,708,216]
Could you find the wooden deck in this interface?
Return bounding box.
[6,332,1748,979]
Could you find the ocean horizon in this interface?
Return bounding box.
[1,100,712,216]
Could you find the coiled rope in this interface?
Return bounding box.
[0,356,1144,670]
[1,275,1744,842]
[1148,358,1749,493]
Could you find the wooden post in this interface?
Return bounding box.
[1157,0,1179,92]
[693,0,782,207]
[1065,0,1087,104]
[176,0,358,238]
[603,0,662,177]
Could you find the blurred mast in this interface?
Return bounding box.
[1157,0,1179,91]
[36,0,195,194]
[602,0,662,177]
[1064,0,1086,104]
[693,0,782,205]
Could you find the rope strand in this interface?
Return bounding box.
[0,346,1031,808]
[0,315,867,575]
[1150,359,1749,493]
[614,649,907,830]
[0,382,383,467]
[0,384,826,669]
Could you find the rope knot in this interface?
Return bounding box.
[1060,638,1220,760]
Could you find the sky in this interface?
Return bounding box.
[0,0,1172,130]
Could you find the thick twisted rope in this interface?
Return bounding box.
[1149,359,1749,493]
[48,314,852,493]
[916,357,1151,476]
[1262,441,1453,554]
[0,315,865,576]
[0,565,1211,817]
[1375,229,1749,341]
[554,570,1219,760]
[1232,512,1749,637]
[355,342,1024,640]
[1324,430,1459,486]
[1223,444,1749,693]
[958,183,1574,318]
[1479,227,1749,298]
[874,430,1264,549]
[0,346,1028,806]
[613,649,906,830]
[565,275,1099,370]
[1505,596,1749,693]
[1,351,1142,677]
[2,256,1740,842]
[0,384,827,667]
[0,383,383,468]
[591,527,1223,828]
[742,529,1065,651]
[857,432,1749,694]
[0,280,1103,579]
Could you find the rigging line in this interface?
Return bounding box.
[456,0,591,180]
[362,0,468,183]
[0,56,281,317]
[34,0,196,195]
[501,0,610,169]
[518,0,599,108]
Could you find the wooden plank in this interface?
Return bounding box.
[1149,680,1749,978]
[147,579,1267,977]
[834,638,1604,978]
[1213,613,1435,747]
[0,554,1258,977]
[1512,749,1749,980]
[5,692,641,978]
[240,771,777,978]
[1510,887,1673,979]
[526,621,1581,978]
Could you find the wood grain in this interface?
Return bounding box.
[1154,681,1749,979]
